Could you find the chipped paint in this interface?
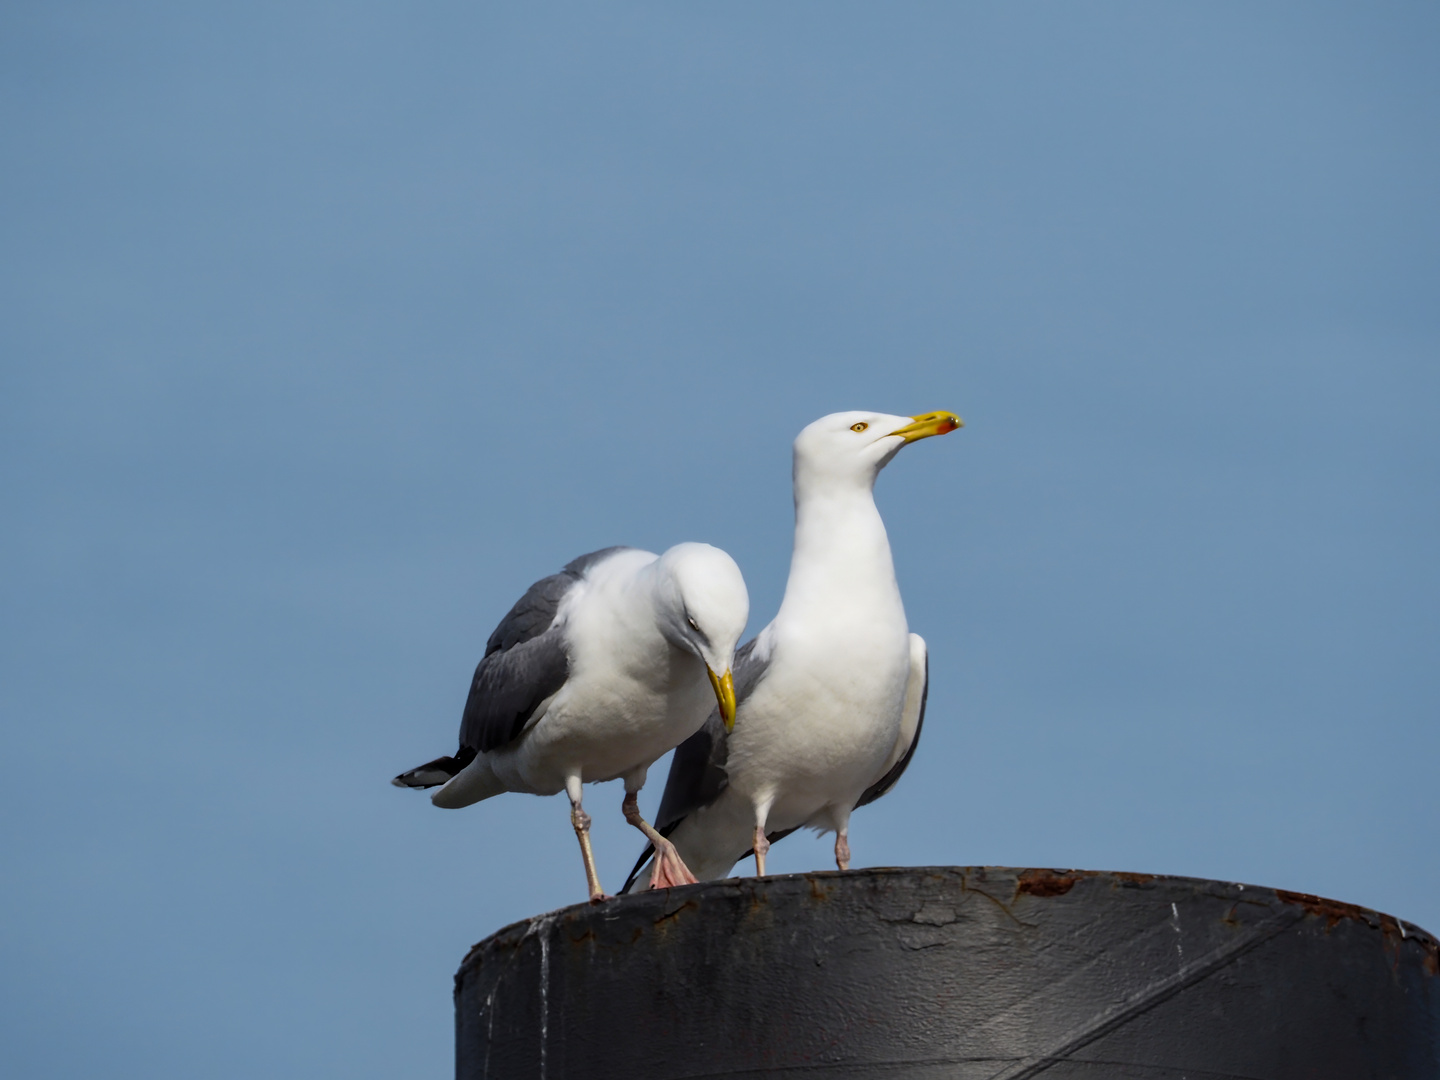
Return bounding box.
[1112,871,1157,887]
[456,868,1440,1077]
[1275,889,1376,930]
[1015,868,1095,898]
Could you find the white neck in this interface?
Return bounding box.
[776,471,905,628]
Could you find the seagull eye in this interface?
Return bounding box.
[851,422,869,433]
[686,616,699,631]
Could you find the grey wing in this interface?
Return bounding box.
[621,631,773,891]
[460,546,633,754]
[653,631,773,829]
[648,711,730,837]
[856,633,928,808]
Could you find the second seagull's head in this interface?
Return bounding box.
[793,409,963,493]
[653,542,748,730]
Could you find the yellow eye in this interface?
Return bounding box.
[851,422,868,432]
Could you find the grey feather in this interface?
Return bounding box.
[393,547,634,788]
[459,546,632,754]
[458,631,569,753]
[855,650,928,807]
[623,635,928,887]
[623,632,772,890]
[653,632,772,829]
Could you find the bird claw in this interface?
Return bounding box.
[649,843,699,890]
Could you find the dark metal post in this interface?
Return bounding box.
[455,867,1440,1079]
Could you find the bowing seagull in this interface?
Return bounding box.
[625,411,960,889]
[394,543,747,900]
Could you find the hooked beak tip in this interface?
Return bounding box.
[708,667,737,732]
[891,410,963,443]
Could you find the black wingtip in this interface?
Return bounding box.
[391,749,475,790]
[621,843,657,894]
[391,769,446,789]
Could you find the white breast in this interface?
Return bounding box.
[490,550,713,792]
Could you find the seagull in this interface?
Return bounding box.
[624,411,960,890]
[394,543,748,900]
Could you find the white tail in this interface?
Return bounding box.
[430,755,507,809]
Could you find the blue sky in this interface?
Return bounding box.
[2,3,1437,1076]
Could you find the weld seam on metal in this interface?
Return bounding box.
[673,1058,1266,1080]
[986,907,1306,1080]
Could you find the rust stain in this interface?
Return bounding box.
[1272,892,1440,974]
[1275,889,1373,930]
[1015,868,1094,899]
[807,876,834,902]
[1378,914,1404,951]
[1112,872,1157,886]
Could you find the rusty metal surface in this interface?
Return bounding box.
[454,867,1440,1079]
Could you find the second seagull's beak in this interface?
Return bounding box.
[708,667,737,732]
[890,411,963,443]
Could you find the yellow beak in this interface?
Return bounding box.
[707,667,737,732]
[890,410,963,442]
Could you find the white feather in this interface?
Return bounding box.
[434,544,747,808]
[658,410,950,881]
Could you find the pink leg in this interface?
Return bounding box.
[565,776,607,902]
[570,802,607,902]
[753,824,771,877]
[623,792,698,890]
[834,829,851,872]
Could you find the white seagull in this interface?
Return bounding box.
[625,410,961,889]
[394,544,748,900]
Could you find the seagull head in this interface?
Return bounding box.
[793,409,963,491]
[653,542,749,731]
